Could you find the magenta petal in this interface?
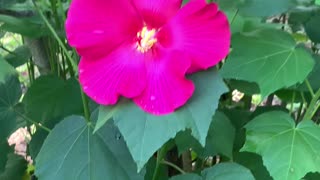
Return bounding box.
[79,43,147,105]
[159,1,231,73]
[133,51,194,115]
[66,0,142,58]
[132,0,182,28]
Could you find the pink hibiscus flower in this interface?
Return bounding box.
[66,0,230,115]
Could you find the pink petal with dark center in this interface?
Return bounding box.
[158,0,231,73]
[79,42,147,105]
[134,50,194,115]
[66,0,142,59]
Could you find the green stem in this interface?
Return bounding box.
[57,0,66,22]
[305,80,315,97]
[81,90,91,123]
[230,9,239,25]
[161,160,186,175]
[32,0,78,75]
[0,45,15,55]
[290,91,296,114]
[49,0,61,28]
[303,88,320,121]
[15,110,51,133]
[152,146,167,180]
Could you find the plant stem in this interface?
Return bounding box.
[15,110,51,133]
[305,80,315,97]
[303,88,320,121]
[152,146,167,180]
[32,0,78,75]
[81,90,91,123]
[290,91,296,114]
[230,9,239,25]
[181,150,192,172]
[161,160,186,175]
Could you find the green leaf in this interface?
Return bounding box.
[238,0,296,17]
[175,112,235,159]
[4,45,31,68]
[315,0,320,5]
[297,55,320,92]
[28,127,49,159]
[35,116,145,180]
[98,69,228,171]
[202,112,235,158]
[0,59,16,83]
[0,76,22,140]
[221,29,314,97]
[202,163,255,180]
[234,152,272,180]
[23,76,83,159]
[94,99,125,133]
[23,75,83,125]
[171,173,201,180]
[305,13,320,43]
[223,109,251,151]
[303,172,320,180]
[171,163,255,180]
[0,142,11,173]
[215,0,241,10]
[0,0,27,9]
[0,153,28,180]
[145,157,168,180]
[242,111,320,180]
[227,79,260,95]
[0,15,48,38]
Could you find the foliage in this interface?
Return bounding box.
[0,0,320,180]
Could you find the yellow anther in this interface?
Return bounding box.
[136,27,157,53]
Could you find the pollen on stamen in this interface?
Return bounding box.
[136,26,157,53]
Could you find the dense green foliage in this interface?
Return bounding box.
[0,0,320,180]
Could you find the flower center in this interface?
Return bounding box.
[136,26,157,53]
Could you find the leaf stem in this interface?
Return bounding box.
[81,89,91,123]
[290,91,296,114]
[230,9,239,25]
[305,80,315,97]
[303,88,320,121]
[14,110,51,133]
[152,146,167,180]
[161,160,186,175]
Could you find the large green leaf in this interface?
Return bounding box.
[221,29,314,97]
[23,75,83,125]
[202,112,235,158]
[171,163,255,180]
[175,111,235,159]
[171,174,201,180]
[234,152,272,180]
[305,13,320,43]
[298,55,320,92]
[242,111,320,180]
[0,142,11,173]
[97,69,228,170]
[24,76,83,159]
[35,116,145,180]
[0,76,22,140]
[0,153,28,180]
[238,0,296,17]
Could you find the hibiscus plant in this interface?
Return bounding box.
[0,0,320,180]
